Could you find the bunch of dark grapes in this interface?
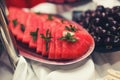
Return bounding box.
[73,6,120,49]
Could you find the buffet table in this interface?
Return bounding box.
[0,1,120,80]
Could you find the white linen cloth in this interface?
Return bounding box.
[0,51,95,80]
[1,50,120,80]
[12,56,95,80]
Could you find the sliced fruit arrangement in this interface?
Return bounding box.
[73,6,120,50]
[8,7,93,60]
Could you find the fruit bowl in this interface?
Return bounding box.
[72,5,120,52]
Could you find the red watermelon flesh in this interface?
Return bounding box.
[48,22,58,59]
[48,29,55,59]
[53,16,69,25]
[54,24,65,59]
[61,25,92,59]
[36,22,43,54]
[75,31,92,57]
[8,7,29,40]
[8,7,23,37]
[8,7,20,20]
[22,13,38,44]
[29,14,47,48]
[78,40,90,57]
[77,31,93,45]
[54,23,79,59]
[8,22,18,36]
[36,14,48,53]
[41,21,56,56]
[61,31,91,59]
[61,32,78,59]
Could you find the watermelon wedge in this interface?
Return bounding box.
[8,7,29,40]
[36,22,43,54]
[41,21,57,56]
[48,22,58,59]
[22,13,38,44]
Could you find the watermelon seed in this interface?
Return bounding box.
[48,15,53,20]
[12,19,18,27]
[30,28,39,41]
[20,24,25,32]
[61,19,65,23]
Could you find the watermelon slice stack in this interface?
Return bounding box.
[8,7,94,60]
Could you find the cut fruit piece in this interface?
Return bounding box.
[29,15,44,48]
[77,40,90,57]
[61,30,91,59]
[41,21,57,56]
[36,14,48,53]
[48,22,58,59]
[8,7,29,40]
[54,24,65,59]
[8,7,21,20]
[8,22,18,36]
[22,13,38,44]
[36,22,43,54]
[77,31,93,45]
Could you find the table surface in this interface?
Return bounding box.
[0,1,120,80]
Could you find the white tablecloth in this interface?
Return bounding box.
[0,50,120,80]
[0,52,96,80]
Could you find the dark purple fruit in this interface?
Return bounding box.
[104,36,111,43]
[113,13,120,23]
[72,5,120,49]
[112,6,120,13]
[85,10,92,17]
[110,26,117,32]
[105,8,113,17]
[96,5,105,12]
[72,11,83,22]
[114,36,120,43]
[95,36,101,42]
[105,23,110,28]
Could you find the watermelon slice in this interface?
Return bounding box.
[8,22,18,36]
[29,14,48,48]
[8,7,29,40]
[36,22,43,54]
[41,21,57,56]
[22,13,38,44]
[36,14,48,53]
[8,7,22,37]
[61,26,93,59]
[8,7,20,20]
[29,16,43,48]
[48,30,55,59]
[54,24,66,59]
[77,31,93,45]
[75,31,92,57]
[48,22,58,59]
